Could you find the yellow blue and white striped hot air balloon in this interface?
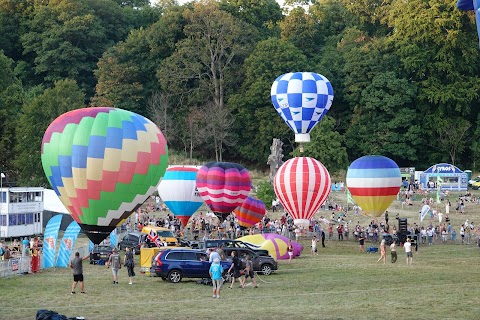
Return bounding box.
[346,155,402,218]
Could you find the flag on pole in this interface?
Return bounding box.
[55,221,81,268]
[436,175,443,204]
[42,215,62,268]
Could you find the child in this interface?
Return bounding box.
[242,255,258,288]
[209,258,223,298]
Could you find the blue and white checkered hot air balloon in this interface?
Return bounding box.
[271,72,334,143]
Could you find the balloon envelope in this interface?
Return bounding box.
[271,72,334,143]
[41,107,168,244]
[238,234,303,260]
[196,162,251,220]
[234,196,266,228]
[157,166,203,226]
[274,157,331,227]
[346,155,401,217]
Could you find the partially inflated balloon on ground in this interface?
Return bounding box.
[238,234,303,260]
[234,196,266,228]
[41,107,168,244]
[346,155,401,217]
[158,166,203,227]
[196,162,251,220]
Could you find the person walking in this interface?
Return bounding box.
[287,240,294,263]
[404,238,413,266]
[227,251,243,289]
[377,239,386,264]
[358,229,365,252]
[209,258,223,298]
[390,241,397,263]
[242,255,258,288]
[124,247,135,285]
[107,248,121,284]
[311,236,318,256]
[70,251,90,294]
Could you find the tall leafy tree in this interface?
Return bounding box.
[158,0,257,159]
[0,51,24,177]
[219,0,283,38]
[14,79,85,186]
[93,4,186,115]
[20,0,133,98]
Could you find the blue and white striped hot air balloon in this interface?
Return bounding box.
[271,72,334,143]
[157,166,203,227]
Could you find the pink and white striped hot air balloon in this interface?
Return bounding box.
[274,157,331,228]
[196,162,252,221]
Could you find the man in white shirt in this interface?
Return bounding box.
[404,238,413,265]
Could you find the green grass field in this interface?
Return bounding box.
[1,191,480,319]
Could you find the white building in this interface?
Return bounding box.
[0,187,44,238]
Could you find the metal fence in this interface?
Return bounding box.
[0,245,90,279]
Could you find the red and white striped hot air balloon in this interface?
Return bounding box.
[274,157,331,228]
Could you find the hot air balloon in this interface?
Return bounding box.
[346,155,401,218]
[196,162,251,220]
[41,107,168,244]
[234,196,266,229]
[274,157,331,228]
[271,72,334,143]
[157,166,203,227]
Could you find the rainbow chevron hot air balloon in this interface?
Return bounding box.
[346,155,401,217]
[41,107,168,244]
[234,196,266,229]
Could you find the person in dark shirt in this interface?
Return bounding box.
[70,251,90,294]
[227,251,244,289]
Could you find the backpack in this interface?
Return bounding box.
[0,247,4,256]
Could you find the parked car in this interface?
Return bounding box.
[202,239,270,257]
[150,248,232,283]
[468,176,480,187]
[90,245,114,264]
[223,247,277,275]
[178,238,201,249]
[117,231,145,254]
[472,180,480,190]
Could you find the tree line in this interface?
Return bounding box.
[1,0,479,187]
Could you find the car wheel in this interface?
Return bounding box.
[261,263,273,275]
[167,269,182,283]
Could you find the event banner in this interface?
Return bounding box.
[55,221,81,268]
[42,214,63,268]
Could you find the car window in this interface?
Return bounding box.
[239,251,248,259]
[182,252,197,261]
[196,253,207,261]
[205,241,218,248]
[166,251,182,260]
[158,231,174,237]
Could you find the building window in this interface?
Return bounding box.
[26,213,33,224]
[0,215,6,226]
[9,214,17,226]
[0,191,6,203]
